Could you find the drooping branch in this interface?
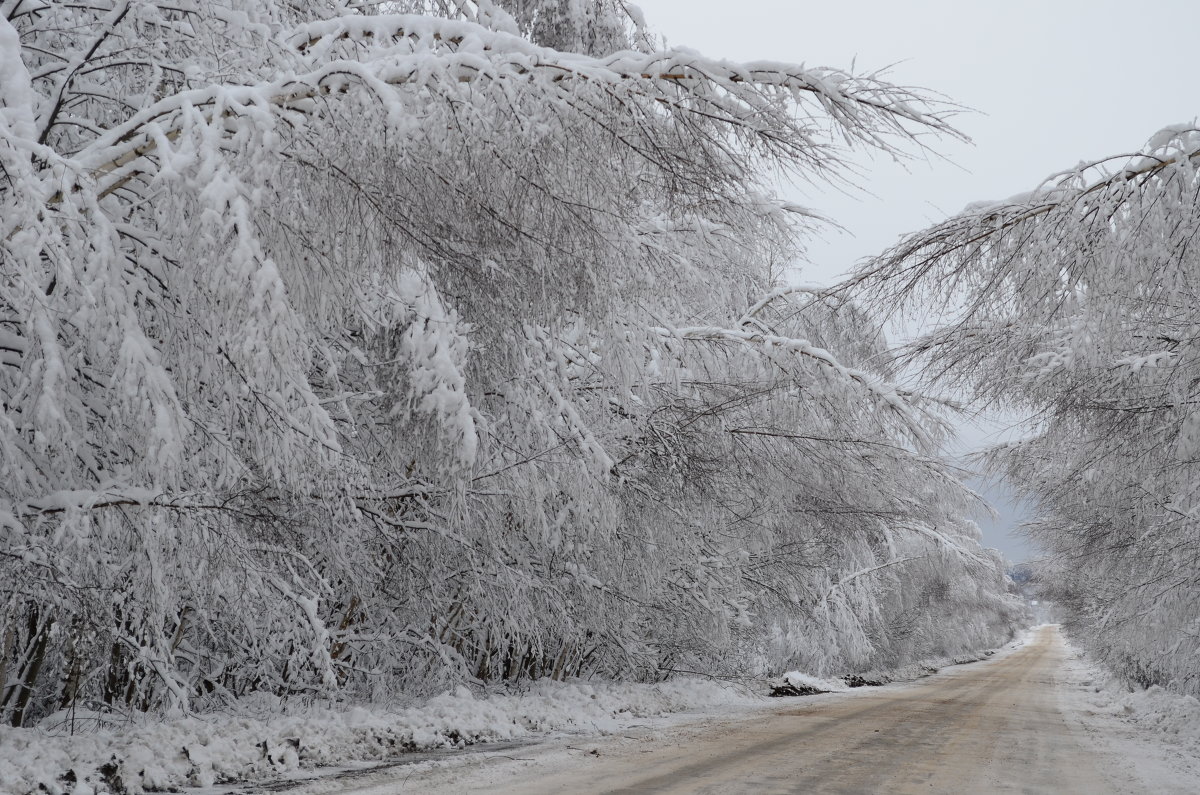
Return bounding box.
[55,13,958,211]
[841,126,1200,311]
[651,324,936,451]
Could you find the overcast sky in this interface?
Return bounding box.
[637,0,1196,562]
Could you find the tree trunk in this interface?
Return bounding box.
[11,609,54,727]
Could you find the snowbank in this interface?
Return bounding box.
[0,679,762,795]
[1064,657,1200,755]
[1110,686,1200,750]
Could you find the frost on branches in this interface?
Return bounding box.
[848,124,1200,698]
[0,0,1021,726]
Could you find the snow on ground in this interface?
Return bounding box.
[0,678,765,795]
[1056,632,1200,787]
[0,631,1062,795]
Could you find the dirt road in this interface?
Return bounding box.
[303,626,1194,794]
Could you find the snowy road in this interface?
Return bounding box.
[294,626,1198,794]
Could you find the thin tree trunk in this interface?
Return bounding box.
[329,597,359,686]
[103,640,124,706]
[58,620,84,710]
[0,614,16,712]
[12,609,54,727]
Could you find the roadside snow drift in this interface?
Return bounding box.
[0,678,762,795]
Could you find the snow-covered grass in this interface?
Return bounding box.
[0,679,764,795]
[1109,685,1200,750]
[1061,647,1200,755]
[1048,629,1200,792]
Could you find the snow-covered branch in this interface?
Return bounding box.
[651,324,934,450]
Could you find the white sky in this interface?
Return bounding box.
[637,0,1197,561]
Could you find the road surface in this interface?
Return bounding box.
[294,626,1196,794]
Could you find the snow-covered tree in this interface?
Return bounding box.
[0,0,1021,724]
[846,124,1200,696]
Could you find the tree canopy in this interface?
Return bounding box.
[0,0,1023,725]
[848,124,1200,697]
